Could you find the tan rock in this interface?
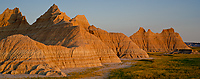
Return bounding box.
[0,34,104,76]
[70,15,90,30]
[0,7,30,40]
[28,24,121,64]
[130,27,191,52]
[0,4,154,76]
[88,25,149,58]
[31,4,71,28]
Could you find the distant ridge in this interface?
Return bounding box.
[130,27,191,52]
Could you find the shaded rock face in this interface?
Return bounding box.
[130,27,191,52]
[88,25,149,58]
[0,8,30,40]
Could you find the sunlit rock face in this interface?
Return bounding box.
[0,4,151,76]
[31,4,71,28]
[0,4,121,76]
[0,34,102,76]
[70,15,90,30]
[130,27,191,52]
[0,7,30,40]
[88,25,149,58]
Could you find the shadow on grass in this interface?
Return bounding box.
[138,59,154,63]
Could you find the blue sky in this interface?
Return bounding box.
[0,0,200,42]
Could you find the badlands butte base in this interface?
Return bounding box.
[0,4,189,76]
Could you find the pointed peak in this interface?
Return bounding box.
[47,4,60,13]
[5,8,9,10]
[170,27,174,30]
[71,15,88,21]
[146,29,154,34]
[75,15,86,18]
[137,27,146,33]
[14,7,19,10]
[147,29,152,32]
[70,15,90,29]
[3,7,20,13]
[88,25,97,30]
[139,27,145,30]
[14,7,20,13]
[51,4,58,8]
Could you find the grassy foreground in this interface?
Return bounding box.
[109,52,200,79]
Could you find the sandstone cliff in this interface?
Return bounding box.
[28,4,121,64]
[0,4,151,76]
[0,7,29,39]
[88,25,149,58]
[70,15,90,30]
[31,4,71,28]
[0,34,105,76]
[130,27,191,52]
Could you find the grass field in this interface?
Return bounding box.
[109,52,200,79]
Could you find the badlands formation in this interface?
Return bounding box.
[130,27,191,52]
[0,4,150,76]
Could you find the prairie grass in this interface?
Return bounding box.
[109,53,200,79]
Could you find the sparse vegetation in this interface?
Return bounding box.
[66,67,103,78]
[191,47,200,52]
[28,67,103,79]
[109,52,200,79]
[25,52,200,79]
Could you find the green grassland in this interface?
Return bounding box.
[109,52,200,79]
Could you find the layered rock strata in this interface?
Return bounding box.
[130,27,191,52]
[0,7,29,39]
[31,4,71,28]
[0,34,105,76]
[0,4,151,76]
[88,25,149,58]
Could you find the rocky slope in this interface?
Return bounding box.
[0,4,150,76]
[0,34,104,76]
[88,25,149,58]
[0,7,29,40]
[31,4,71,28]
[130,27,191,52]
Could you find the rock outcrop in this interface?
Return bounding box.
[0,7,29,40]
[0,34,106,76]
[70,15,90,30]
[31,4,71,28]
[88,25,149,58]
[0,4,151,76]
[28,5,121,64]
[130,27,191,52]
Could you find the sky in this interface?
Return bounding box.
[0,0,200,42]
